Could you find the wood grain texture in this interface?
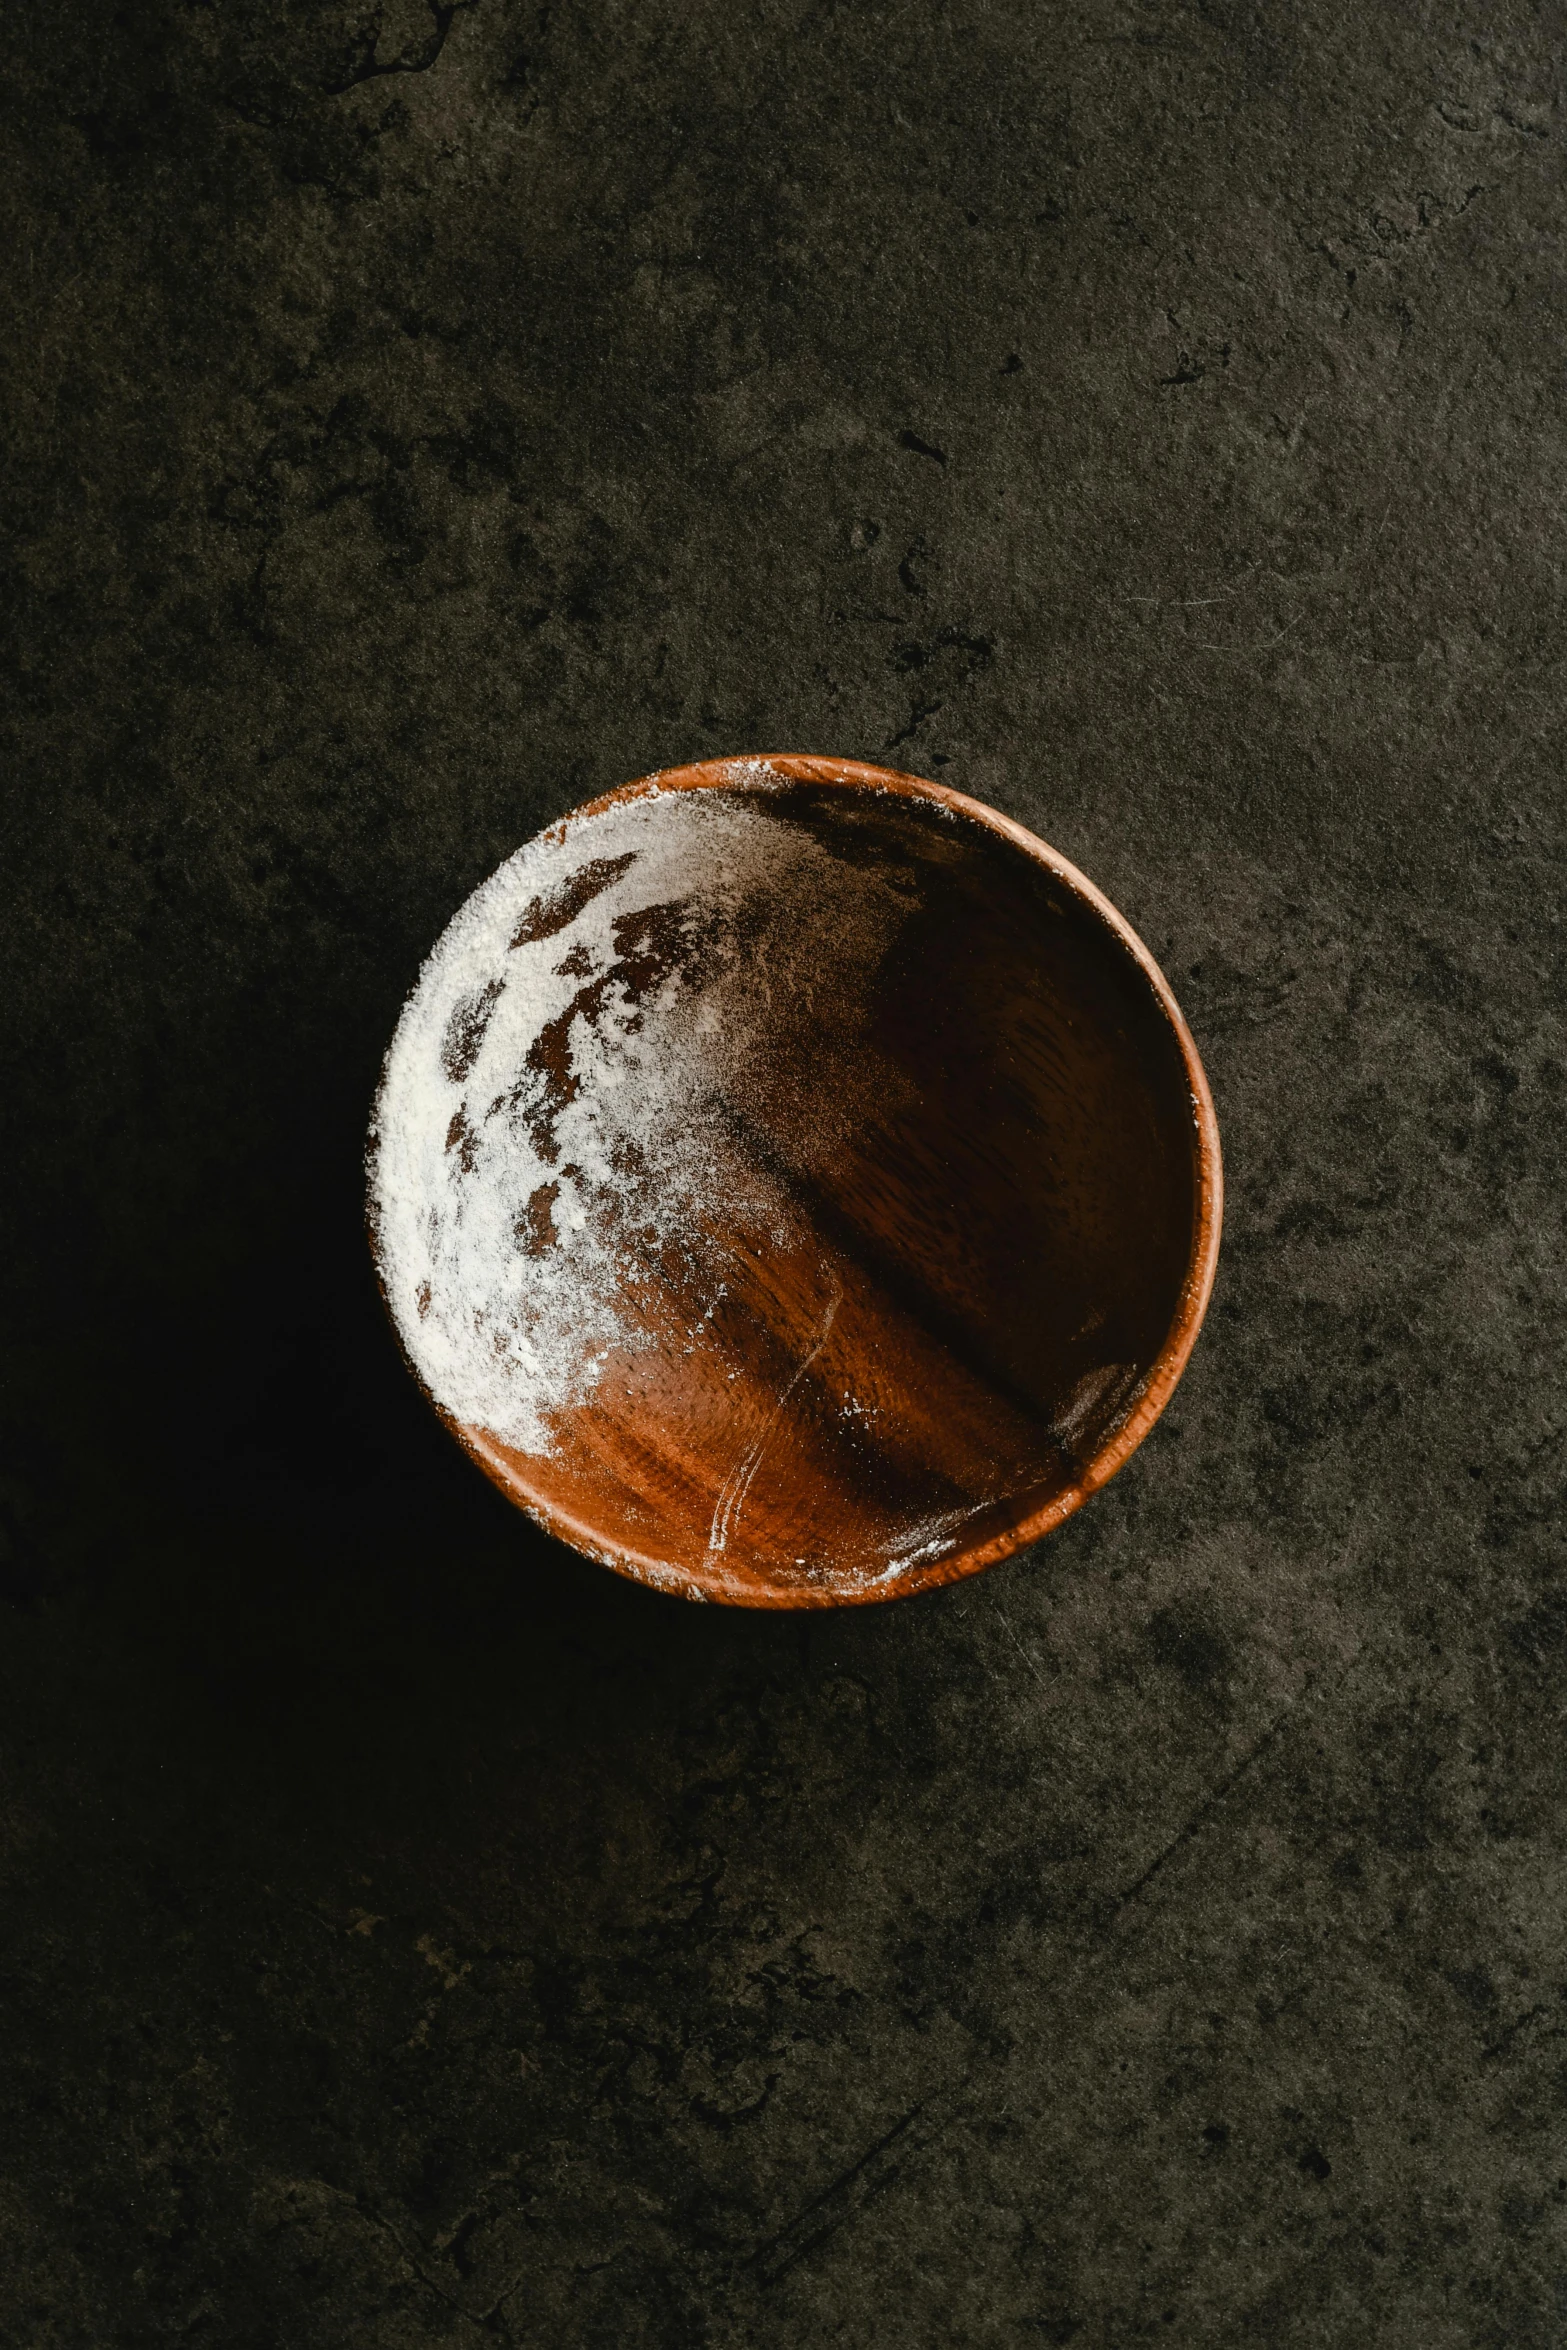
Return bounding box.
[374,755,1222,1606]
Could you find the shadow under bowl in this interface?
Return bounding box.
[369,755,1221,1607]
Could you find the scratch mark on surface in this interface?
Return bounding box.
[993,1602,1050,1689]
[706,1277,841,1563]
[1106,1694,1306,1923]
[746,2092,962,2283]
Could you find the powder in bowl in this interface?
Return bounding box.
[368,755,1221,1608]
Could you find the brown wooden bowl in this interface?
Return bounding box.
[367,755,1221,1607]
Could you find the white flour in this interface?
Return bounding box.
[368,773,917,1457]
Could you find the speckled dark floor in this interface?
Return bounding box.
[3,3,1565,2343]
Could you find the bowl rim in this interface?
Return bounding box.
[371,752,1224,1609]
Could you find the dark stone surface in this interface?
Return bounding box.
[2,2,1564,2342]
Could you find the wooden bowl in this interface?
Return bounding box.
[368,755,1221,1607]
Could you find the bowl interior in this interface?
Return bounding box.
[370,763,1211,1605]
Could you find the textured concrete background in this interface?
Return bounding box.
[3,2,1565,2343]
